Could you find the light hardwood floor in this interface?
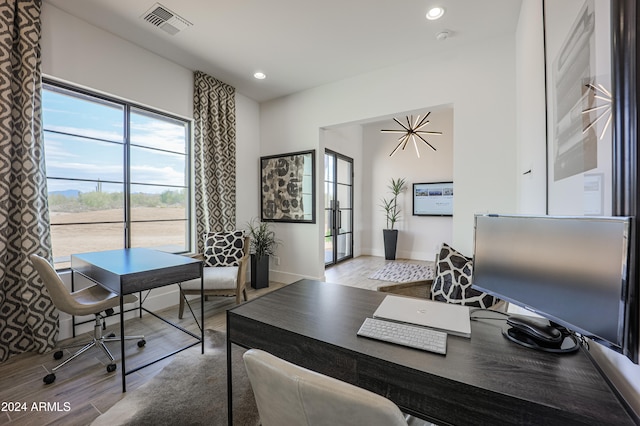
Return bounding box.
[325,255,432,290]
[0,256,426,426]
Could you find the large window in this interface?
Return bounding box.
[42,81,191,268]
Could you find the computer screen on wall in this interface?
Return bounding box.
[472,214,637,363]
[413,182,453,216]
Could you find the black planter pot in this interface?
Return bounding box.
[383,229,398,260]
[251,254,270,289]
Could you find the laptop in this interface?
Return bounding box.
[373,295,471,338]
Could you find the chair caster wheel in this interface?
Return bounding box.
[107,332,116,338]
[43,373,56,384]
[106,364,117,373]
[137,339,146,348]
[53,350,64,360]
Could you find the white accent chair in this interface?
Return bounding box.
[243,349,410,426]
[178,235,250,319]
[30,254,145,385]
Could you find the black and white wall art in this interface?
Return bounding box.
[260,150,315,223]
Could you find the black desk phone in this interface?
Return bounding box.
[504,315,580,353]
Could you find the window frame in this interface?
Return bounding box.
[42,79,193,268]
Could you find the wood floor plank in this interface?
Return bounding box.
[0,259,384,425]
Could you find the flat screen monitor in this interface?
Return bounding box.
[472,214,635,361]
[413,182,453,216]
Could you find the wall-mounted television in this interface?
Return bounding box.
[472,214,638,363]
[413,182,453,216]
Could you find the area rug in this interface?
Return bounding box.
[91,329,259,426]
[369,261,434,283]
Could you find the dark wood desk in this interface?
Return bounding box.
[227,279,635,425]
[71,248,203,392]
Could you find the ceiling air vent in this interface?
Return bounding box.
[141,3,192,36]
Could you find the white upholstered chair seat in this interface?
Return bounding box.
[178,235,250,318]
[180,266,239,291]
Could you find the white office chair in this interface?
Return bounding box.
[30,254,146,384]
[243,349,410,426]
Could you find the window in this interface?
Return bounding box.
[42,81,191,268]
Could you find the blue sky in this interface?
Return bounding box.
[42,88,188,194]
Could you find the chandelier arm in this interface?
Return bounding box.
[586,83,612,98]
[416,133,437,151]
[392,117,411,132]
[582,104,610,113]
[401,134,410,150]
[412,135,421,158]
[415,112,431,130]
[414,121,431,131]
[597,83,612,97]
[601,112,612,140]
[582,106,611,133]
[390,139,405,156]
[416,131,443,135]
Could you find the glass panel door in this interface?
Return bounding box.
[325,150,353,266]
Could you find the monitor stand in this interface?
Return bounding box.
[502,326,580,353]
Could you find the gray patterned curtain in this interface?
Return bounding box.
[193,71,237,253]
[0,0,58,362]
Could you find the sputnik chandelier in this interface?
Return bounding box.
[381,112,442,158]
[582,83,612,140]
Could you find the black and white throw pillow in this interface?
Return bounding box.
[203,231,245,267]
[430,243,498,308]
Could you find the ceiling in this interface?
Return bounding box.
[43,0,523,103]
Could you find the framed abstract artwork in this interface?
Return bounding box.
[544,0,612,215]
[260,150,315,223]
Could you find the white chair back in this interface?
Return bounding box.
[243,349,408,426]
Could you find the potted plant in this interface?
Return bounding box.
[380,177,406,260]
[246,218,280,289]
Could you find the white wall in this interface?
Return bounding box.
[41,3,192,119]
[40,3,261,340]
[515,0,547,215]
[235,95,261,227]
[262,35,517,285]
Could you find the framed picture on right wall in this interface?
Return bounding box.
[544,0,612,216]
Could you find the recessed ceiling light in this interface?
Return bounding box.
[254,72,266,80]
[426,7,445,20]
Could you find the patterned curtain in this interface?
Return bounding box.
[193,71,237,253]
[0,0,58,362]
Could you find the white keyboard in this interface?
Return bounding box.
[357,317,447,355]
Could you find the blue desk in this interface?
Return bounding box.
[71,248,203,392]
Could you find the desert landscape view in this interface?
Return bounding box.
[50,206,187,267]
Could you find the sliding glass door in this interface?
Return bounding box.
[324,150,353,266]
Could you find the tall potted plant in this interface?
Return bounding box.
[380,177,406,260]
[246,218,280,289]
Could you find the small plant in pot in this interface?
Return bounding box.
[380,177,406,260]
[246,218,280,289]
